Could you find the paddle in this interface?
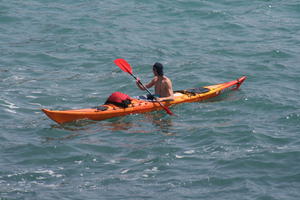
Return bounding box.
[114,58,174,115]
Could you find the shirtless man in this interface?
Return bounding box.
[136,62,174,101]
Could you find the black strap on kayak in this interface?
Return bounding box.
[92,105,109,111]
[175,87,210,96]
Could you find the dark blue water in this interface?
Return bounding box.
[1,0,300,199]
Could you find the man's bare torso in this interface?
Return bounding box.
[153,76,173,98]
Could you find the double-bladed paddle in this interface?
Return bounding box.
[114,58,174,115]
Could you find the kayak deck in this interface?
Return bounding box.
[42,76,246,124]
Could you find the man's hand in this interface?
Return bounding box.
[136,77,141,83]
[156,97,166,102]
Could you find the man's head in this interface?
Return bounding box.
[153,62,164,76]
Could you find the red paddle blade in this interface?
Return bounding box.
[163,106,174,115]
[114,58,132,74]
[159,102,174,115]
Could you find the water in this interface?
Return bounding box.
[1,0,300,199]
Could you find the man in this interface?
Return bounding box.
[136,62,174,101]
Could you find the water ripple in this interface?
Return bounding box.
[1,0,300,199]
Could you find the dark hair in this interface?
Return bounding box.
[153,62,164,76]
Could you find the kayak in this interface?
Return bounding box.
[42,76,246,124]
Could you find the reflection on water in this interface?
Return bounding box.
[143,112,175,136]
[100,112,175,135]
[102,120,143,133]
[45,133,80,142]
[50,121,95,131]
[44,111,175,142]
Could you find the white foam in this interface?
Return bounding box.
[175,155,184,159]
[184,150,195,154]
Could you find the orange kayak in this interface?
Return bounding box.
[42,76,246,124]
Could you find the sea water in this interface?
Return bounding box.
[1,0,300,199]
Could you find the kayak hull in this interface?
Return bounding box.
[42,76,246,124]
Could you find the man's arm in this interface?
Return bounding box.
[136,77,156,90]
